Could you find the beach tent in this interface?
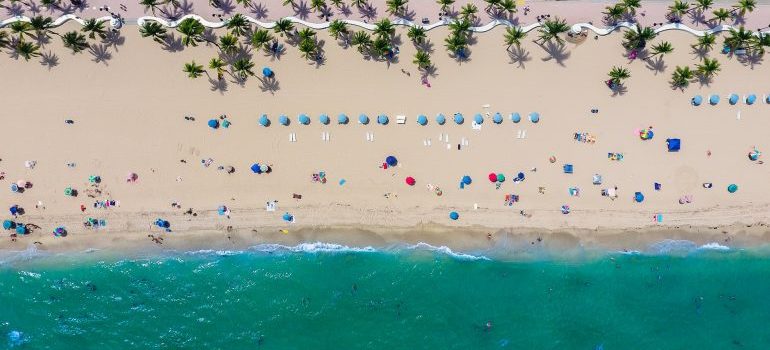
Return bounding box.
[385,156,398,167]
[474,114,484,124]
[88,176,100,184]
[729,94,739,105]
[298,114,310,125]
[667,138,681,152]
[640,129,654,140]
[709,94,720,105]
[417,115,428,126]
[496,173,506,182]
[529,112,540,123]
[282,212,294,222]
[488,173,498,182]
[359,114,369,125]
[208,119,219,129]
[462,175,472,185]
[436,114,446,125]
[259,114,270,127]
[337,113,349,124]
[728,184,738,193]
[250,163,262,173]
[3,220,14,230]
[405,176,416,186]
[634,192,645,203]
[746,94,757,105]
[563,164,574,174]
[514,172,525,182]
[279,115,290,126]
[511,112,521,123]
[492,112,503,124]
[449,211,459,220]
[377,114,389,125]
[453,113,464,124]
[262,67,274,78]
[691,95,703,106]
[592,174,603,185]
[319,114,330,125]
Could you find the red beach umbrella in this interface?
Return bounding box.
[488,173,498,182]
[405,176,416,186]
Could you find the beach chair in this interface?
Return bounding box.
[592,174,602,185]
[396,115,406,124]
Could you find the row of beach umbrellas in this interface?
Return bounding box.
[692,93,770,106]
[258,112,541,127]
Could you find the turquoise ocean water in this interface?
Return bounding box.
[2,241,770,349]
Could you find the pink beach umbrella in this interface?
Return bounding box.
[488,173,498,182]
[16,180,28,188]
[126,172,138,182]
[405,176,416,186]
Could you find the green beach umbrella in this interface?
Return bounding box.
[64,187,73,196]
[496,173,505,182]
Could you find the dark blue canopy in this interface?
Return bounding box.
[667,138,681,152]
[634,192,644,203]
[251,163,261,173]
[385,156,397,166]
[208,119,219,129]
[449,211,459,220]
[262,67,273,77]
[461,175,472,185]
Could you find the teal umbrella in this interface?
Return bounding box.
[728,184,738,193]
[417,115,428,125]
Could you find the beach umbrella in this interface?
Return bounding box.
[259,164,269,173]
[279,115,290,126]
[492,112,503,124]
[377,114,389,125]
[766,95,770,104]
[749,149,761,161]
[16,180,28,188]
[250,163,261,173]
[88,176,100,184]
[9,205,18,216]
[461,175,472,185]
[709,94,720,105]
[337,113,349,124]
[262,67,273,78]
[298,114,310,125]
[728,184,738,193]
[746,94,757,105]
[3,220,14,230]
[319,114,330,125]
[517,172,525,180]
[207,119,219,129]
[436,113,446,125]
[154,219,169,228]
[691,95,703,106]
[358,114,369,125]
[634,192,645,203]
[222,120,231,128]
[529,112,540,123]
[511,112,521,123]
[385,156,398,167]
[449,211,459,220]
[53,226,66,237]
[453,113,464,124]
[259,114,270,127]
[488,173,498,182]
[405,176,416,186]
[217,205,227,215]
[126,172,138,182]
[15,225,26,234]
[729,93,739,105]
[10,184,18,192]
[561,205,570,214]
[496,173,506,182]
[64,187,73,196]
[282,212,293,222]
[417,115,428,126]
[474,113,484,124]
[225,165,235,174]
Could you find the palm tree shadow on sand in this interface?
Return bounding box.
[89,44,112,65]
[540,41,570,66]
[358,4,377,20]
[39,51,59,69]
[249,2,268,19]
[690,46,708,61]
[738,52,763,69]
[294,1,311,19]
[258,76,280,94]
[215,0,236,14]
[644,56,667,75]
[209,77,228,93]
[507,46,530,68]
[103,30,126,51]
[161,33,184,52]
[610,84,628,97]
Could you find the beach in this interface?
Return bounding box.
[1,1,770,255]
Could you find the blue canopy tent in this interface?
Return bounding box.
[449,211,459,220]
[492,112,503,124]
[634,192,645,203]
[319,114,330,125]
[709,94,720,105]
[436,114,446,125]
[251,163,263,174]
[385,156,398,166]
[262,67,274,78]
[511,112,521,123]
[453,113,464,124]
[282,212,294,222]
[358,114,369,125]
[729,94,739,105]
[474,113,484,124]
[298,114,310,125]
[259,114,270,126]
[529,112,540,123]
[337,113,349,124]
[377,114,389,125]
[461,175,472,185]
[208,119,219,129]
[691,95,703,106]
[746,94,757,105]
[279,115,290,126]
[16,225,26,234]
[417,115,428,126]
[667,138,681,152]
[563,164,574,174]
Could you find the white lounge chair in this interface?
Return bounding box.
[396,115,406,124]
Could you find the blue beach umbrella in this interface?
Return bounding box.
[766,95,770,104]
[298,114,310,125]
[474,113,484,124]
[461,175,472,185]
[449,211,459,220]
[385,156,398,166]
[709,94,720,105]
[417,115,428,126]
[10,183,18,193]
[16,225,26,234]
[217,205,227,215]
[746,94,757,105]
[691,95,703,106]
[634,192,645,203]
[436,114,446,125]
[155,219,170,228]
[2,220,14,230]
[207,119,219,129]
[729,94,739,105]
[727,184,738,193]
[319,114,330,125]
[282,212,293,222]
[492,112,503,124]
[358,114,369,125]
[262,67,273,77]
[511,112,521,123]
[453,113,464,124]
[529,112,540,123]
[279,115,290,126]
[250,163,262,173]
[377,114,389,125]
[337,113,349,124]
[259,114,270,126]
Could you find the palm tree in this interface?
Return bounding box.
[645,41,674,59]
[671,65,693,88]
[407,26,426,44]
[371,36,391,57]
[503,26,526,51]
[350,0,367,8]
[385,0,408,16]
[603,4,625,24]
[227,14,250,37]
[235,0,251,7]
[15,40,40,60]
[219,34,239,54]
[620,0,641,15]
[0,32,10,50]
[437,0,454,13]
[667,0,689,19]
[139,21,168,44]
[695,57,720,79]
[757,33,770,54]
[282,0,297,8]
[250,29,273,50]
[140,0,162,14]
[329,20,348,40]
[460,3,478,20]
[535,17,568,45]
[413,49,431,69]
[622,24,656,50]
[29,15,55,39]
[448,18,471,38]
[9,22,33,41]
[297,28,316,42]
[498,0,516,16]
[61,31,88,53]
[177,18,205,47]
[731,0,756,16]
[310,0,327,14]
[607,66,631,86]
[483,0,500,13]
[710,8,730,24]
[444,33,467,55]
[689,0,713,14]
[724,26,753,51]
[82,18,106,40]
[231,58,255,80]
[273,18,294,37]
[692,32,715,51]
[330,0,343,8]
[183,61,205,78]
[209,57,226,80]
[373,18,395,39]
[351,31,372,52]
[298,38,317,59]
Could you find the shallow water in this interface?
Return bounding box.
[2,242,770,349]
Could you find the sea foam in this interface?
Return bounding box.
[403,242,490,261]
